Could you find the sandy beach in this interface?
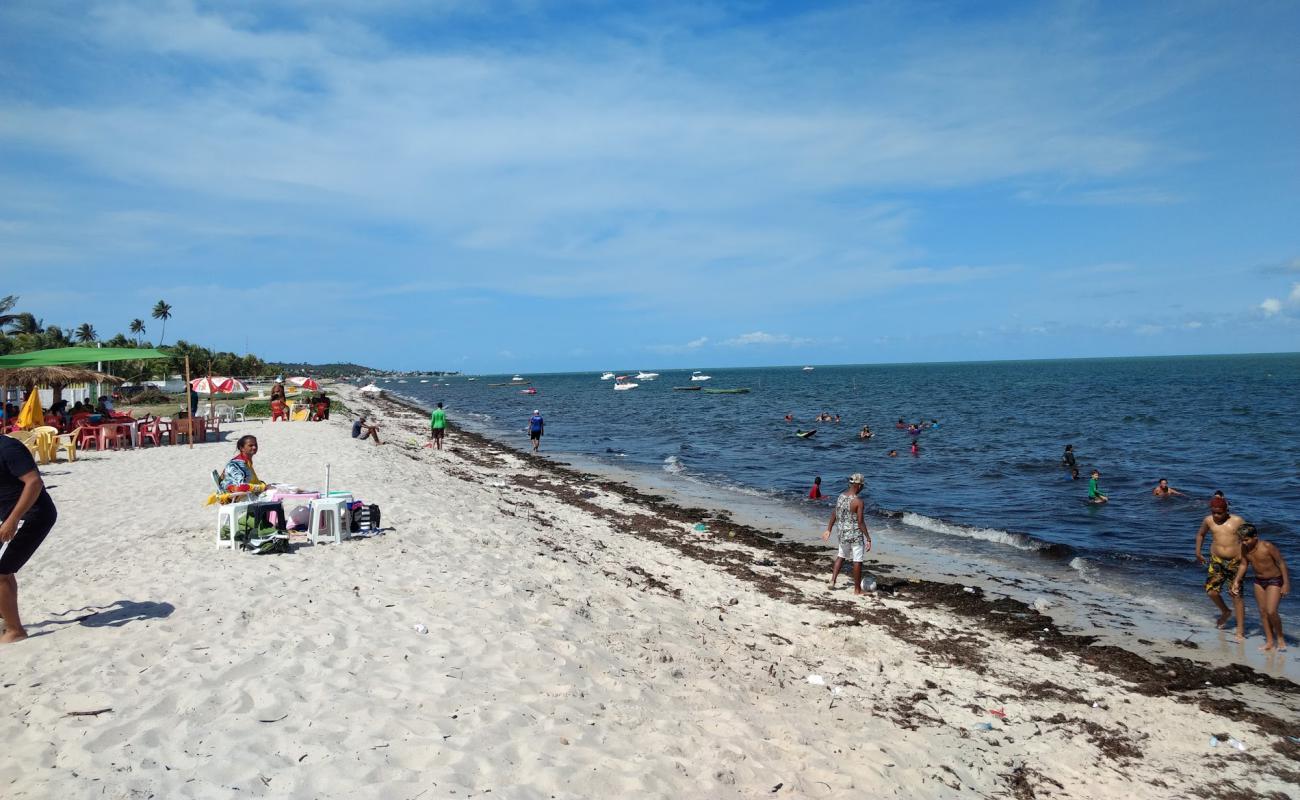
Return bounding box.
[2,384,1297,799]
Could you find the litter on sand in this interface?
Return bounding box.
[806,675,825,685]
[413,624,428,634]
[988,708,1007,719]
[1227,738,1247,752]
[973,722,994,731]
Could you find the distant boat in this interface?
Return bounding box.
[635,371,659,380]
[467,377,477,381]
[511,375,526,382]
[673,386,702,391]
[690,371,711,382]
[802,366,814,371]
[420,379,429,383]
[600,372,615,380]
[521,388,537,394]
[703,387,751,394]
[614,376,638,391]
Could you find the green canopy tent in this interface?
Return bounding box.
[0,346,168,367]
[0,347,198,447]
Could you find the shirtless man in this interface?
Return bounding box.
[1194,496,1246,639]
[1152,478,1184,498]
[1230,524,1289,652]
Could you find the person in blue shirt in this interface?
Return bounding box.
[528,410,544,452]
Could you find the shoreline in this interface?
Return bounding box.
[3,384,1297,798]
[379,387,1299,680]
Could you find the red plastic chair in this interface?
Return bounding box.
[139,417,163,447]
[78,426,101,451]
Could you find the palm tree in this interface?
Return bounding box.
[0,295,18,331]
[152,300,172,346]
[8,312,43,336]
[75,323,98,343]
[129,318,146,347]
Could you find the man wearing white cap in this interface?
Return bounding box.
[821,473,872,594]
[528,410,544,451]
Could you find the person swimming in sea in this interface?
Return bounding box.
[859,425,873,440]
[1088,469,1108,504]
[808,476,823,499]
[887,449,898,457]
[895,418,906,429]
[1152,478,1185,498]
[910,440,919,456]
[1062,444,1077,471]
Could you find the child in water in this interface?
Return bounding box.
[808,476,823,499]
[1088,470,1108,504]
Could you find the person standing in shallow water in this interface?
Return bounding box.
[1195,495,1246,640]
[528,410,544,452]
[821,474,872,594]
[1230,523,1290,652]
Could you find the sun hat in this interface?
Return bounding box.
[1210,496,1229,513]
[849,473,864,486]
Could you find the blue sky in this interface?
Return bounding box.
[1,0,1297,372]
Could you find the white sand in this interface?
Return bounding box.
[2,387,1297,798]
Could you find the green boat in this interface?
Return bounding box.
[703,387,751,394]
[673,386,702,391]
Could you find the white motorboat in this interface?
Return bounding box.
[614,381,638,391]
[511,375,525,382]
[690,371,711,382]
[802,366,814,371]
[635,371,659,380]
[600,372,615,380]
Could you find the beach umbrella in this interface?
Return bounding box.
[15,389,43,429]
[189,376,247,395]
[288,376,320,390]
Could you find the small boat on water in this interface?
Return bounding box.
[420,379,429,383]
[600,372,615,380]
[521,388,537,394]
[635,371,659,380]
[673,386,702,391]
[703,387,751,394]
[467,377,477,381]
[690,371,711,382]
[802,366,814,371]
[511,375,526,383]
[614,376,638,391]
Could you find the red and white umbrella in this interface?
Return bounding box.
[288,376,320,390]
[190,376,248,394]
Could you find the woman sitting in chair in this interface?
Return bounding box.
[221,435,268,494]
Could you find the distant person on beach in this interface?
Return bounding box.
[529,410,544,451]
[352,415,383,445]
[430,402,447,450]
[1195,495,1246,639]
[1062,444,1077,471]
[0,433,57,643]
[821,473,872,594]
[808,476,822,500]
[1088,470,1108,504]
[1152,478,1184,498]
[1230,523,1290,652]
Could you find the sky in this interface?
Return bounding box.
[1,0,1298,373]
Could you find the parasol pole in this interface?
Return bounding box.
[207,360,215,422]
[184,354,194,450]
[325,463,331,497]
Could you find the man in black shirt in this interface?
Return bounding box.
[0,436,58,643]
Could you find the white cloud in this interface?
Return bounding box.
[1184,320,1203,329]
[1289,282,1300,303]
[1260,298,1282,316]
[722,331,813,347]
[685,336,708,349]
[1135,324,1164,335]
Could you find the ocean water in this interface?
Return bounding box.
[381,355,1300,640]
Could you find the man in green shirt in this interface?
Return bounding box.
[430,402,447,450]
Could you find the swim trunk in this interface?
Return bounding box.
[530,431,541,441]
[0,494,57,574]
[432,428,444,439]
[1205,554,1241,593]
[837,537,865,563]
[1254,575,1285,589]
